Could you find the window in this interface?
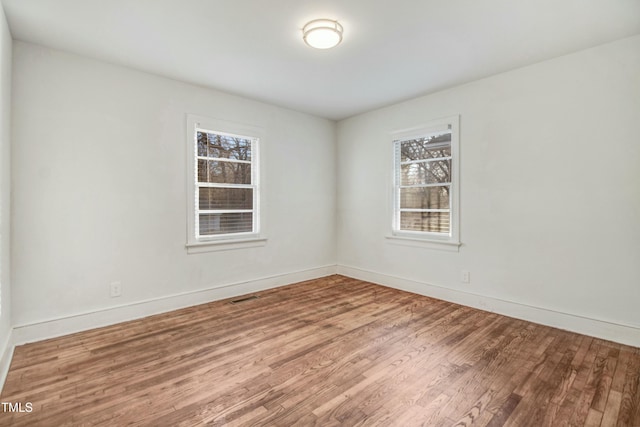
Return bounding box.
[391,115,460,248]
[186,115,264,252]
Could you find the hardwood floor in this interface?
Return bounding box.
[1,275,639,426]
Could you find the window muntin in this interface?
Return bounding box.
[194,129,259,239]
[392,117,459,244]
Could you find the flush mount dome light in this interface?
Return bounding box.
[302,19,343,49]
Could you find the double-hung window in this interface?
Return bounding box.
[391,115,460,248]
[186,115,264,252]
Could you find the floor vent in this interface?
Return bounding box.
[230,295,259,304]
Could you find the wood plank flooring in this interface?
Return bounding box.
[1,275,639,426]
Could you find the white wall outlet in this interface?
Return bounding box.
[110,281,122,298]
[461,270,470,283]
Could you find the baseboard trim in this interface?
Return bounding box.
[12,265,338,346]
[337,265,640,348]
[0,328,14,392]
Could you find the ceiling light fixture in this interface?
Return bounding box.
[302,19,343,49]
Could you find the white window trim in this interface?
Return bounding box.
[185,114,266,254]
[387,115,461,251]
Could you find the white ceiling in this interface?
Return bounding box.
[2,0,640,120]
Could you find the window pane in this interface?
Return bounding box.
[197,159,207,182]
[197,160,251,184]
[197,132,208,156]
[199,187,253,210]
[208,161,251,184]
[400,134,451,162]
[400,211,450,234]
[401,160,451,185]
[198,132,252,161]
[199,212,253,235]
[401,186,450,209]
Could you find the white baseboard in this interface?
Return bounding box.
[12,265,337,346]
[337,264,640,348]
[0,327,13,392]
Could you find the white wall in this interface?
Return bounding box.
[11,42,336,329]
[337,35,640,343]
[0,4,11,367]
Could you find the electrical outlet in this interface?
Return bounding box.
[110,281,122,298]
[461,270,470,283]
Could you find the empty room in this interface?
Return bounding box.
[0,0,639,426]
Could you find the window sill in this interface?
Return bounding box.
[186,237,267,254]
[385,234,461,252]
